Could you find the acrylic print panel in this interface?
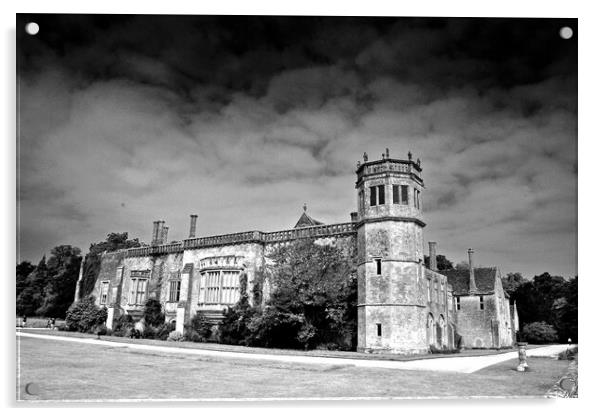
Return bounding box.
[16,14,578,402]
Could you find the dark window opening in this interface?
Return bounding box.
[393,185,399,204]
[401,185,408,205]
[370,186,377,206]
[378,185,385,205]
[479,296,484,310]
[455,297,461,310]
[375,258,382,275]
[376,323,382,337]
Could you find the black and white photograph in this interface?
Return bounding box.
[14,9,578,402]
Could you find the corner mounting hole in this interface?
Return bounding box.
[559,26,573,40]
[25,22,39,35]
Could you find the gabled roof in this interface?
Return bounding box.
[294,211,324,228]
[439,267,498,296]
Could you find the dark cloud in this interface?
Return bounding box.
[16,15,577,279]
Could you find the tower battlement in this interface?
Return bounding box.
[356,150,423,186]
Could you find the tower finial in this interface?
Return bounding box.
[303,203,307,212]
[386,148,390,158]
[408,151,413,161]
[363,152,368,162]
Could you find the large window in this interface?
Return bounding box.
[169,280,181,302]
[369,185,385,206]
[427,279,432,302]
[129,278,148,305]
[199,270,241,305]
[392,185,409,205]
[99,281,109,305]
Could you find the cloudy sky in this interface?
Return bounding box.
[17,15,577,279]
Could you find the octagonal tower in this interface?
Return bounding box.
[356,149,428,354]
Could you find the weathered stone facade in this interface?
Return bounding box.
[80,151,516,354]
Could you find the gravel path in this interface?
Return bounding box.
[16,331,571,374]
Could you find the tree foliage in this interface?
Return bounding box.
[65,296,107,333]
[512,272,577,342]
[17,247,83,318]
[501,272,525,299]
[521,321,558,344]
[256,239,357,349]
[423,254,454,271]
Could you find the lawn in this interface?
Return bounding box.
[16,335,569,401]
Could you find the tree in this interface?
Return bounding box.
[16,256,49,316]
[423,254,454,271]
[252,239,357,350]
[16,261,35,298]
[65,296,107,333]
[521,321,558,344]
[79,232,141,298]
[142,298,165,327]
[36,245,82,318]
[501,272,525,300]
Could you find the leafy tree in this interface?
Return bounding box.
[16,261,35,298]
[36,245,82,318]
[423,254,454,271]
[257,239,357,350]
[501,272,525,300]
[142,298,165,327]
[16,256,49,316]
[521,321,558,344]
[79,232,141,298]
[184,312,214,342]
[65,296,107,333]
[218,272,257,345]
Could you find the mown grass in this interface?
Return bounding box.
[16,335,569,401]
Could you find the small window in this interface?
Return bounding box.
[392,185,400,204]
[370,186,377,206]
[455,297,461,311]
[479,296,485,310]
[169,280,181,302]
[375,258,382,275]
[376,323,382,337]
[378,185,385,205]
[401,185,409,205]
[427,279,431,302]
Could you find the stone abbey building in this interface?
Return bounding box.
[75,150,518,354]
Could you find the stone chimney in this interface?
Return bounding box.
[350,212,358,222]
[189,214,198,238]
[428,242,437,271]
[468,248,477,295]
[151,221,160,245]
[161,225,169,244]
[157,220,165,244]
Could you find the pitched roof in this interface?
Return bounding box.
[294,211,324,228]
[439,267,498,296]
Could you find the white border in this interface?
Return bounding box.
[3,1,600,415]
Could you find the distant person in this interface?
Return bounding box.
[46,318,52,329]
[22,316,27,328]
[51,317,56,330]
